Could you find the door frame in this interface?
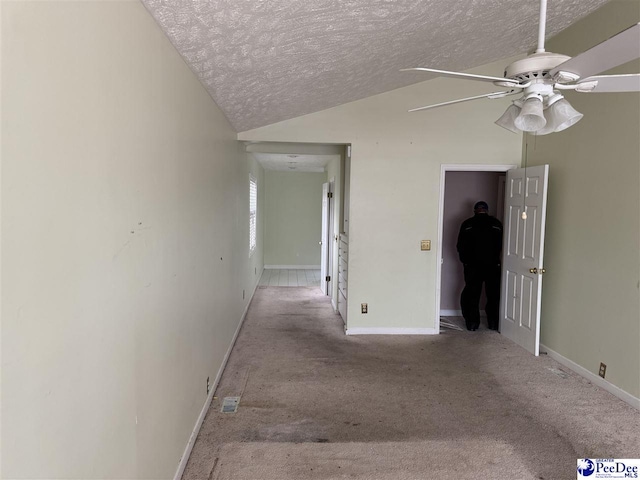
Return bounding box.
[434,164,517,334]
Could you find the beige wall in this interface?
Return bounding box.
[264,171,325,266]
[239,58,524,330]
[526,0,640,398]
[1,1,263,478]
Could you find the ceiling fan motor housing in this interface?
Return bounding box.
[503,52,573,83]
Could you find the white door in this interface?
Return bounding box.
[320,183,329,295]
[500,165,549,356]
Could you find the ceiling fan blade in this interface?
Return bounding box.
[550,23,640,81]
[576,74,640,93]
[408,91,517,113]
[401,67,517,85]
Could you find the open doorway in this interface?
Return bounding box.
[247,142,349,312]
[435,164,516,334]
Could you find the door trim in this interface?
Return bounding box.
[435,164,517,334]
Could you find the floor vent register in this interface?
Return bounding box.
[221,396,240,413]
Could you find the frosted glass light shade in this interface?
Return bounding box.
[533,110,559,136]
[549,99,583,132]
[495,104,521,133]
[532,121,555,135]
[515,97,546,132]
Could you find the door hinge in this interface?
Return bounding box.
[328,192,333,198]
[325,275,331,282]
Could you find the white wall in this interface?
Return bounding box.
[526,0,640,398]
[441,172,503,312]
[1,1,263,478]
[264,171,325,266]
[239,57,523,331]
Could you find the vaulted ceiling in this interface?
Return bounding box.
[141,0,609,132]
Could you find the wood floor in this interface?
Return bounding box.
[258,268,321,287]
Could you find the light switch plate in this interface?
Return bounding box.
[421,240,431,251]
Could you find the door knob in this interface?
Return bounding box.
[529,267,546,274]
[319,241,323,245]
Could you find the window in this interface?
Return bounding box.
[249,174,257,255]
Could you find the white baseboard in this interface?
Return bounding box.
[264,265,320,270]
[540,344,640,410]
[173,379,215,480]
[173,278,260,480]
[346,327,438,335]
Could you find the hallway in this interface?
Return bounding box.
[183,286,640,480]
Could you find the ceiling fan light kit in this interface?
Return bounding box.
[498,89,584,135]
[495,104,522,134]
[403,0,640,135]
[514,95,547,132]
[548,99,584,132]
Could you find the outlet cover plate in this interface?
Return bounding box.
[598,363,607,378]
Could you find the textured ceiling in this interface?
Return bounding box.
[142,0,610,132]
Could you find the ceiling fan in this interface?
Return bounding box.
[403,0,640,135]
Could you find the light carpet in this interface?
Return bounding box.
[183,286,640,480]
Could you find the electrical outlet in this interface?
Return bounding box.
[207,376,210,394]
[361,303,368,314]
[599,363,607,379]
[420,240,431,251]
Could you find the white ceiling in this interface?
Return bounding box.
[251,153,339,173]
[141,0,609,132]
